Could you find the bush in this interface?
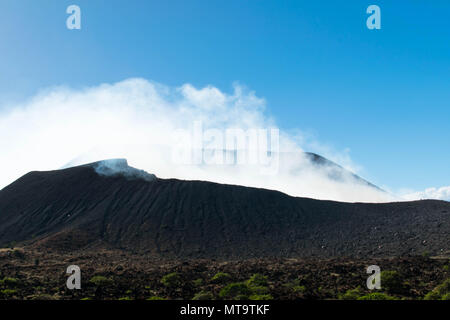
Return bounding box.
[292,285,306,293]
[193,291,214,300]
[250,286,269,295]
[193,278,203,286]
[219,283,252,299]
[211,272,232,284]
[1,289,17,297]
[283,279,306,294]
[89,276,113,287]
[249,294,273,300]
[161,272,181,288]
[381,271,404,294]
[146,296,166,300]
[357,292,397,300]
[246,274,268,287]
[1,277,19,288]
[338,287,364,300]
[442,293,450,300]
[424,290,441,300]
[424,278,450,300]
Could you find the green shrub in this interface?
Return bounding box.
[338,287,364,300]
[146,296,166,300]
[249,294,273,300]
[246,273,268,287]
[381,271,404,294]
[424,290,441,300]
[357,292,397,300]
[283,279,306,294]
[89,276,113,287]
[442,293,450,300]
[250,286,269,295]
[219,283,252,299]
[193,291,214,300]
[211,272,232,284]
[293,285,306,293]
[161,272,181,288]
[118,297,132,300]
[193,278,204,286]
[1,277,19,288]
[424,278,450,300]
[1,289,17,297]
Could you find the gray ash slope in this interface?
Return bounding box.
[0,159,448,258]
[303,152,383,191]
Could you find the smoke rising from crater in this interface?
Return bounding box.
[0,78,411,202]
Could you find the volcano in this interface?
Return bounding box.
[0,159,448,258]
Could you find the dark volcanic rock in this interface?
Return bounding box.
[0,161,448,258]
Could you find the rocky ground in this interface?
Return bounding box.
[0,247,448,300]
[1,163,449,259]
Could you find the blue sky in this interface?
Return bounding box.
[0,0,449,192]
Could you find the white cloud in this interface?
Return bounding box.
[402,186,450,201]
[0,78,396,202]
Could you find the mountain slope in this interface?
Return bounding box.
[303,152,382,191]
[0,160,448,258]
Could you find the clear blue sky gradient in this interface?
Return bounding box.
[0,0,449,190]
